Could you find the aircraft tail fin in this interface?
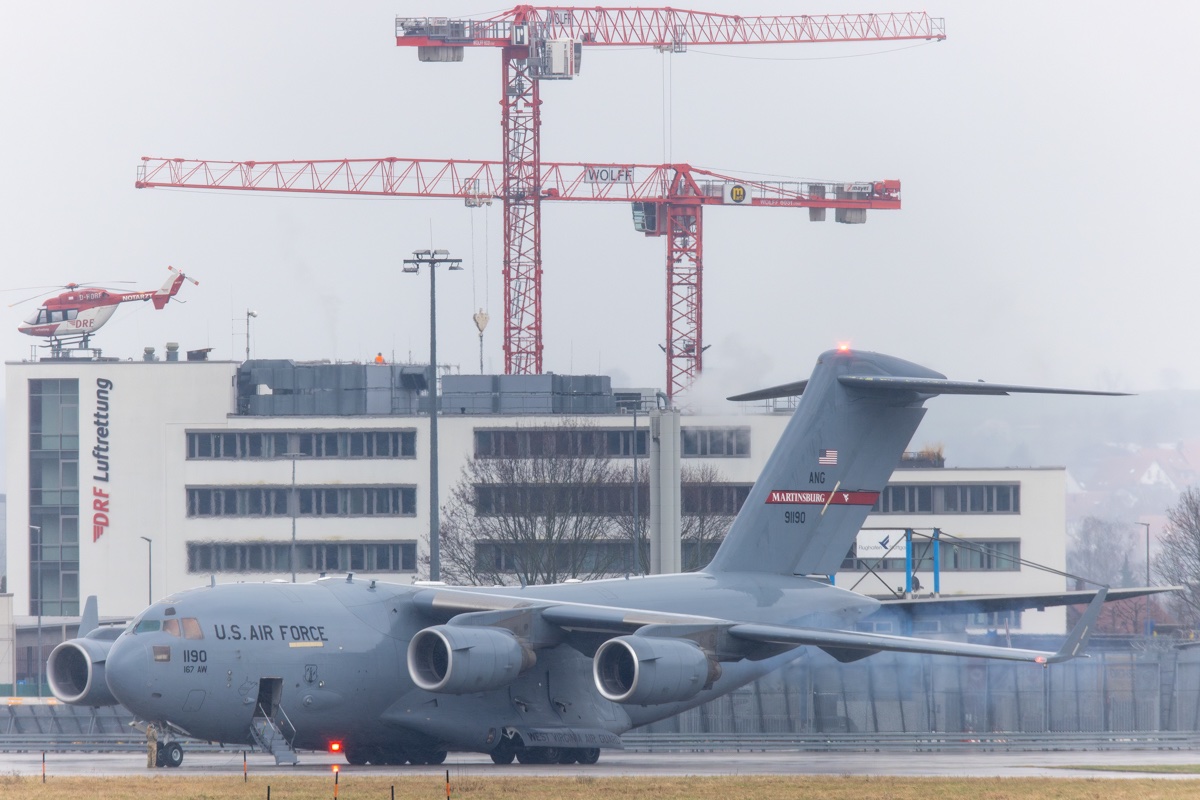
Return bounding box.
[706,349,1127,578]
[78,595,99,637]
[152,266,197,309]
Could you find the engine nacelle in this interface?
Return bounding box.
[407,625,535,694]
[47,635,119,706]
[593,635,718,705]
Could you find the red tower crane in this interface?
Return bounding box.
[135,157,901,395]
[393,7,945,391]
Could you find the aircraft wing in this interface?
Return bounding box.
[878,586,1177,617]
[412,585,1108,666]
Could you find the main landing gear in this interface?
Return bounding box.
[499,746,600,765]
[155,741,184,768]
[342,743,447,766]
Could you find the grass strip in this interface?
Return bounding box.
[4,774,1200,800]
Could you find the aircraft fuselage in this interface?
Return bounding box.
[101,573,875,753]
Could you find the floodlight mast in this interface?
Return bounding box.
[402,249,463,582]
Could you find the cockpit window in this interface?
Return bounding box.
[162,619,181,637]
[134,619,161,634]
[181,618,204,640]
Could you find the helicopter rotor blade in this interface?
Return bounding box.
[7,288,59,308]
[168,266,200,286]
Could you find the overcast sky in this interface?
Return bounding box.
[3,1,1199,406]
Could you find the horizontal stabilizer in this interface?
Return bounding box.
[837,375,1129,397]
[727,380,807,402]
[728,374,1128,403]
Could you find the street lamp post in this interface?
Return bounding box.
[286,452,302,583]
[1136,522,1151,587]
[403,249,462,583]
[1136,521,1151,636]
[139,536,153,606]
[245,310,258,362]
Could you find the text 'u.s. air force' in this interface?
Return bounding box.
[212,623,328,642]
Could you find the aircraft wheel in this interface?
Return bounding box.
[577,748,601,765]
[343,745,367,766]
[557,749,578,764]
[515,749,539,765]
[381,747,408,765]
[408,747,446,766]
[490,749,515,765]
[161,742,184,768]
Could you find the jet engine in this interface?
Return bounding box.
[47,632,120,706]
[593,635,719,705]
[407,625,535,694]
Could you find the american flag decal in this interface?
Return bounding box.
[818,449,838,465]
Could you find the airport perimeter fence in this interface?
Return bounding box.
[4,646,1200,753]
[635,646,1200,738]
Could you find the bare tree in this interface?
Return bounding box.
[438,423,741,585]
[1156,487,1200,626]
[679,463,738,571]
[606,462,738,573]
[437,423,630,586]
[1066,515,1163,634]
[1067,516,1141,588]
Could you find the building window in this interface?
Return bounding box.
[29,378,80,617]
[186,486,416,517]
[680,427,751,458]
[186,541,417,573]
[871,483,1020,515]
[969,610,1022,629]
[186,430,416,460]
[474,483,750,516]
[841,539,1021,572]
[474,428,647,459]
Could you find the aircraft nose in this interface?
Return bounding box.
[104,636,149,709]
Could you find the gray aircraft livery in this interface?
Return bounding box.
[48,348,1154,767]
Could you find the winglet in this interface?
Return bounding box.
[1045,587,1108,664]
[78,595,99,637]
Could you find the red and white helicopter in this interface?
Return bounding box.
[15,266,198,353]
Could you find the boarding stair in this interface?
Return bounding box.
[250,701,299,765]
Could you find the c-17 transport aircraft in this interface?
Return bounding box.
[48,348,1161,767]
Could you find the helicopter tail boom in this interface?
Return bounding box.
[152,266,198,309]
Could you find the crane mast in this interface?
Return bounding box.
[394,6,943,395]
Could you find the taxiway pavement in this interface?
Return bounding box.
[3,749,1200,779]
